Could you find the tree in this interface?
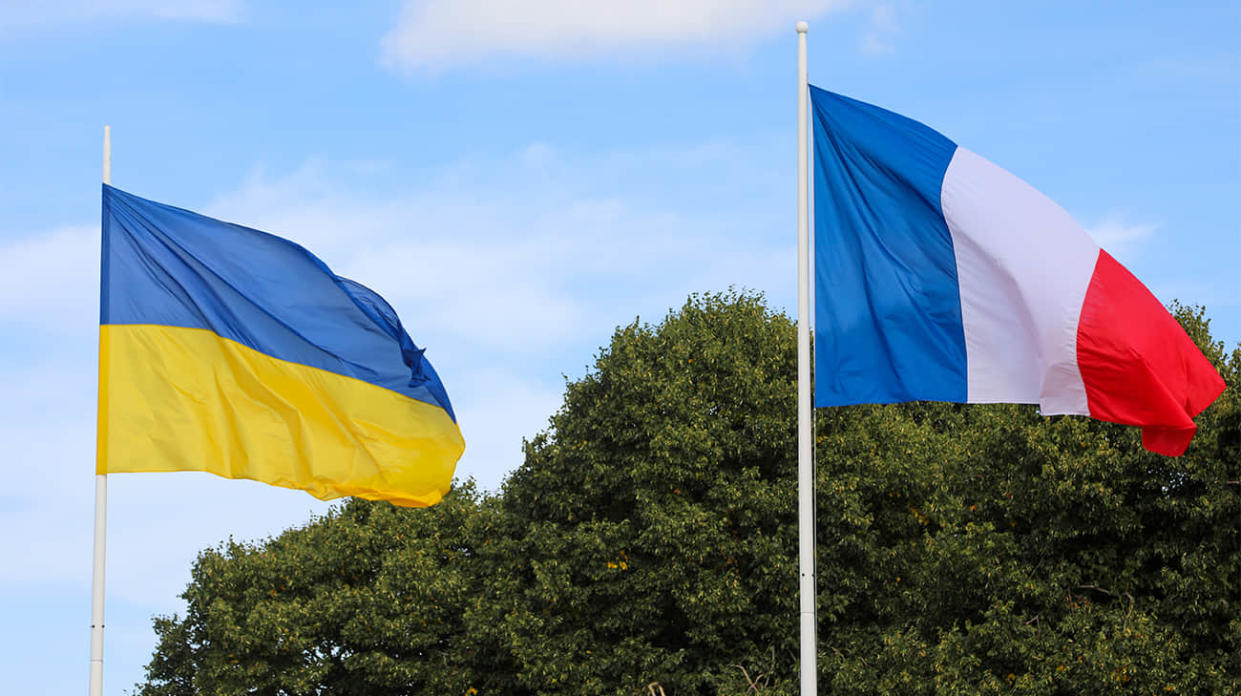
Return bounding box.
[487,291,801,694]
[138,292,1238,695]
[138,482,501,696]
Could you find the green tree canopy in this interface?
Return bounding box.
[138,292,1238,695]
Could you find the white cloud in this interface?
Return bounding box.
[1087,216,1158,259]
[0,224,98,335]
[380,0,852,72]
[203,142,791,361]
[0,0,241,33]
[860,3,899,55]
[451,368,565,488]
[2,141,791,378]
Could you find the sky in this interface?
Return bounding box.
[0,1,1237,694]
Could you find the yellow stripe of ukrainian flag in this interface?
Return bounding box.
[97,324,464,507]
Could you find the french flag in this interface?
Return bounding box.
[811,87,1225,456]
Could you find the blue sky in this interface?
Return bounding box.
[1,2,1237,694]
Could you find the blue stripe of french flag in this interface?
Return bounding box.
[811,87,1224,455]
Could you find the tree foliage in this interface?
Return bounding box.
[138,292,1239,695]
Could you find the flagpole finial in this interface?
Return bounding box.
[796,21,808,33]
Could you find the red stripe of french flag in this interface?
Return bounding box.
[1078,250,1226,456]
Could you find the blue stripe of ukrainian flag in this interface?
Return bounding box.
[98,185,463,507]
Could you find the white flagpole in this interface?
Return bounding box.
[89,125,110,696]
[795,21,817,696]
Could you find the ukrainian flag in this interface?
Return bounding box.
[98,185,464,507]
